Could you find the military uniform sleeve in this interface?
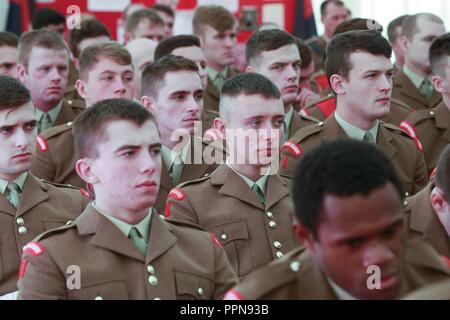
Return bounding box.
[17,243,67,300]
[279,141,303,177]
[413,150,428,195]
[31,139,56,182]
[212,238,239,299]
[164,188,200,225]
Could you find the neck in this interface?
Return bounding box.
[405,60,430,78]
[336,103,377,131]
[0,171,24,182]
[395,57,405,69]
[161,129,191,150]
[229,163,266,182]
[206,61,227,73]
[33,99,60,113]
[95,198,148,225]
[284,103,293,114]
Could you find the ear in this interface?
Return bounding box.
[123,32,132,45]
[295,223,317,253]
[213,117,227,139]
[140,95,156,112]
[430,187,448,214]
[399,35,409,53]
[73,58,80,70]
[75,79,88,100]
[246,65,255,73]
[16,63,26,83]
[75,158,99,185]
[329,74,345,95]
[432,75,445,94]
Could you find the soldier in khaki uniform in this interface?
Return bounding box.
[281,31,428,196]
[0,77,88,298]
[403,279,450,300]
[192,6,240,114]
[31,42,136,189]
[18,99,238,300]
[166,73,300,279]
[400,34,450,175]
[404,144,450,258]
[224,140,450,300]
[392,14,445,110]
[16,29,85,134]
[246,29,319,144]
[141,55,219,213]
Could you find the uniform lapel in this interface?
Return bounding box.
[394,71,430,108]
[376,125,396,160]
[204,77,220,111]
[265,175,290,210]
[434,102,450,142]
[160,161,174,192]
[0,193,16,216]
[212,164,265,210]
[79,204,146,262]
[322,114,347,142]
[54,100,75,126]
[288,112,302,137]
[16,174,49,218]
[179,137,209,182]
[147,213,178,262]
[408,183,434,234]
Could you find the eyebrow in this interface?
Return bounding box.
[336,216,404,243]
[363,68,395,74]
[0,119,37,130]
[114,142,161,153]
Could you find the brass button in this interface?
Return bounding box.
[148,275,158,286]
[266,211,273,219]
[197,287,204,296]
[221,234,228,241]
[67,122,73,126]
[404,192,409,197]
[16,217,24,225]
[203,173,209,177]
[18,226,27,235]
[273,241,282,249]
[68,100,73,105]
[290,261,301,272]
[430,110,435,116]
[153,297,161,300]
[66,220,72,225]
[147,265,155,274]
[269,221,277,229]
[318,122,324,126]
[403,200,408,207]
[276,251,283,258]
[94,295,103,300]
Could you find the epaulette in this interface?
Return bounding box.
[391,97,414,112]
[225,248,306,299]
[33,220,77,242]
[40,179,79,190]
[382,121,413,136]
[391,120,424,151]
[177,173,212,188]
[162,215,207,232]
[64,98,85,110]
[40,122,73,139]
[299,113,320,124]
[289,121,324,144]
[405,240,450,275]
[403,109,436,126]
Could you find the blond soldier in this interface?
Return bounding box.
[0,76,88,298]
[18,99,237,300]
[166,73,300,279]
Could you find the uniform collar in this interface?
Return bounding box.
[92,201,152,243]
[35,100,63,125]
[161,139,191,170]
[283,106,294,142]
[403,65,430,90]
[335,111,379,142]
[0,172,28,194]
[225,158,270,195]
[326,276,358,300]
[206,66,229,81]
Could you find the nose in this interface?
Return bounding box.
[362,241,396,270]
[49,67,62,83]
[379,75,393,93]
[114,78,128,96]
[286,65,299,82]
[186,95,202,114]
[140,151,158,175]
[14,129,31,150]
[224,36,234,48]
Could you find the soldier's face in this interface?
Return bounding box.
[338,52,394,122]
[0,45,18,78]
[200,25,237,69]
[432,57,450,96]
[131,19,165,43]
[88,119,162,213]
[301,182,405,299]
[76,58,135,107]
[156,11,174,38]
[0,102,37,181]
[321,3,349,37]
[219,94,284,168]
[300,60,315,91]
[147,71,203,139]
[18,47,69,110]
[404,17,445,74]
[172,46,208,89]
[248,44,301,108]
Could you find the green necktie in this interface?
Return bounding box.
[170,153,183,185]
[214,73,226,92]
[419,78,433,100]
[363,131,376,145]
[128,227,147,256]
[37,112,52,133]
[251,183,266,205]
[4,182,21,208]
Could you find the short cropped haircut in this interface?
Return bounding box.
[18,29,69,69]
[435,145,450,201]
[152,4,174,18]
[429,33,450,76]
[125,9,164,33]
[154,35,201,60]
[219,73,281,120]
[333,18,383,36]
[294,37,312,69]
[141,54,198,98]
[192,6,236,36]
[293,139,404,238]
[31,8,65,30]
[73,98,157,160]
[320,0,345,17]
[387,15,409,43]
[0,31,19,48]
[402,13,444,40]
[70,19,111,58]
[325,30,391,85]
[0,76,31,111]
[246,29,296,66]
[78,41,132,81]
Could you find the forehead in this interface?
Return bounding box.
[0,46,17,59]
[0,102,35,125]
[160,70,202,90]
[88,57,133,74]
[348,51,392,73]
[78,36,111,54]
[324,3,347,16]
[258,44,300,65]
[28,46,68,62]
[203,24,236,36]
[415,17,445,37]
[136,19,163,31]
[227,94,284,120]
[101,119,160,149]
[172,46,204,61]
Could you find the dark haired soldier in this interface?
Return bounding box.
[401,33,450,175]
[166,73,300,279]
[246,29,319,143]
[152,4,175,38]
[281,30,428,197]
[18,99,237,299]
[31,8,65,35]
[225,140,450,299]
[0,31,19,78]
[0,76,88,298]
[387,15,409,71]
[124,8,165,44]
